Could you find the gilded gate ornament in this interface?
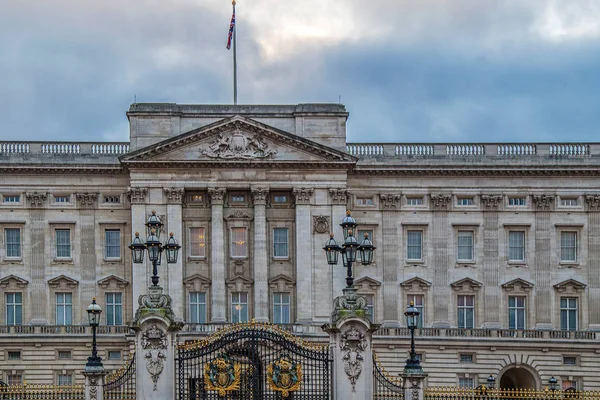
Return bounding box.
[204,355,241,396]
[267,355,303,398]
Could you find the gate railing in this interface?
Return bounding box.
[0,382,84,399]
[103,352,136,400]
[373,352,403,399]
[424,387,600,399]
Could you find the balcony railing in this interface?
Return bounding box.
[374,327,600,340]
[0,141,130,155]
[0,325,130,335]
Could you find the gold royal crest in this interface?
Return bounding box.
[204,355,241,396]
[267,355,303,398]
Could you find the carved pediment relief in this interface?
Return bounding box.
[202,130,277,159]
[268,274,295,291]
[354,276,381,291]
[183,274,212,291]
[0,274,29,289]
[48,274,79,289]
[501,278,534,292]
[450,277,483,292]
[400,277,432,291]
[97,275,129,289]
[224,210,254,220]
[554,279,586,293]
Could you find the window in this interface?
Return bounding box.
[7,374,22,385]
[560,297,578,331]
[407,231,423,260]
[459,354,473,363]
[231,195,245,202]
[56,293,72,325]
[356,197,374,206]
[230,227,247,258]
[58,350,72,360]
[8,351,21,360]
[457,295,475,329]
[273,228,289,258]
[6,292,22,325]
[363,294,374,322]
[457,231,474,261]
[458,377,475,388]
[273,293,290,324]
[457,198,474,206]
[560,232,577,262]
[508,231,525,261]
[273,195,288,204]
[357,229,373,262]
[55,229,71,258]
[54,195,70,203]
[407,197,424,206]
[563,356,577,366]
[3,195,20,203]
[407,294,424,327]
[105,229,121,259]
[189,227,206,258]
[105,293,122,325]
[189,194,204,202]
[108,351,121,360]
[231,292,248,323]
[508,197,526,206]
[103,195,120,204]
[58,374,72,386]
[509,296,526,330]
[561,198,578,206]
[5,228,21,258]
[562,379,578,391]
[189,292,207,324]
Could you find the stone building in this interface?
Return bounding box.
[0,103,599,390]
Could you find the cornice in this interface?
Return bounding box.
[350,166,600,177]
[0,166,125,175]
[122,160,354,170]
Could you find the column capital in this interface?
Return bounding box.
[164,188,185,204]
[481,194,503,210]
[429,194,451,210]
[293,187,314,205]
[126,187,148,204]
[585,194,600,211]
[329,188,349,205]
[208,188,227,205]
[380,193,402,210]
[251,187,269,205]
[26,192,47,208]
[532,194,555,210]
[76,193,98,208]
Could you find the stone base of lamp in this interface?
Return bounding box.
[82,368,106,400]
[401,371,428,400]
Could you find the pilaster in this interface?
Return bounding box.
[164,188,185,319]
[127,187,149,317]
[26,192,47,324]
[430,194,451,328]
[77,193,98,324]
[585,195,600,329]
[208,188,227,323]
[533,194,554,329]
[252,187,269,322]
[293,187,314,323]
[380,193,401,327]
[481,194,502,328]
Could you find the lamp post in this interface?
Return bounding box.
[86,298,103,368]
[404,301,422,373]
[548,376,558,392]
[323,210,376,289]
[129,210,181,287]
[487,374,496,389]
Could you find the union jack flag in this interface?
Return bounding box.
[226,5,235,50]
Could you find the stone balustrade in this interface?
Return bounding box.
[0,324,130,335]
[0,141,130,155]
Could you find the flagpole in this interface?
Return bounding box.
[232,0,238,105]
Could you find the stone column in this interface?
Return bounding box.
[164,188,185,320]
[131,286,183,399]
[208,188,227,323]
[251,188,269,322]
[128,187,149,317]
[481,194,502,328]
[293,188,314,324]
[533,194,554,329]
[330,189,349,302]
[430,194,451,328]
[401,372,428,400]
[82,368,106,400]
[26,192,48,325]
[380,194,401,327]
[77,193,99,324]
[585,195,600,330]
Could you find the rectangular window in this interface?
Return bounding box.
[508,231,525,261]
[105,229,121,259]
[105,293,123,326]
[457,231,474,261]
[108,350,122,360]
[58,350,72,359]
[273,228,289,258]
[508,197,526,206]
[55,229,71,258]
[231,292,248,323]
[458,377,475,388]
[3,195,20,203]
[6,292,22,325]
[5,228,21,258]
[189,194,204,203]
[273,195,288,204]
[356,197,374,206]
[8,351,21,360]
[457,295,475,329]
[58,374,72,386]
[103,195,120,203]
[56,293,72,325]
[560,297,578,331]
[560,231,577,262]
[457,198,474,206]
[407,197,424,206]
[563,356,577,366]
[231,195,245,202]
[54,196,70,203]
[562,380,578,391]
[406,231,423,260]
[459,354,473,363]
[407,294,424,328]
[7,374,22,385]
[189,292,207,324]
[230,227,247,258]
[508,296,526,330]
[561,198,578,206]
[189,227,206,258]
[273,292,291,324]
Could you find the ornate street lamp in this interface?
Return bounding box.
[129,211,181,287]
[404,301,422,373]
[86,298,103,368]
[323,210,376,289]
[548,376,558,392]
[487,374,496,389]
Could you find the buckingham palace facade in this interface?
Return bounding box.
[1,103,600,389]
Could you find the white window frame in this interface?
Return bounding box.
[406,230,423,261]
[57,374,73,386]
[560,197,579,207]
[231,292,248,323]
[406,197,424,206]
[560,231,578,262]
[508,295,526,330]
[3,195,20,203]
[457,231,474,261]
[560,297,578,331]
[508,197,526,206]
[272,292,291,324]
[230,227,248,258]
[355,197,374,206]
[273,227,289,259]
[457,295,475,329]
[104,229,121,259]
[56,292,72,325]
[105,292,123,326]
[4,227,21,259]
[54,195,71,204]
[189,292,207,324]
[55,228,72,259]
[456,197,474,206]
[5,292,22,325]
[508,231,525,262]
[189,227,207,258]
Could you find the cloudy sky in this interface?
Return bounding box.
[1,0,599,143]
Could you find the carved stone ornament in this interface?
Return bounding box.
[208,188,227,205]
[141,324,168,391]
[532,194,555,209]
[340,325,368,392]
[135,286,176,323]
[380,194,401,210]
[164,188,184,204]
[224,210,254,220]
[329,188,349,205]
[292,188,314,205]
[251,188,269,205]
[89,376,98,400]
[411,378,421,399]
[126,187,148,204]
[313,215,330,234]
[76,192,98,208]
[481,194,502,210]
[585,195,600,210]
[429,194,451,210]
[26,192,47,208]
[201,130,277,159]
[332,287,368,323]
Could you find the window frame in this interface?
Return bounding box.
[189,291,207,324]
[54,228,72,260]
[3,195,21,204]
[105,292,123,326]
[104,229,121,260]
[508,295,527,330]
[457,295,475,329]
[53,195,71,204]
[407,294,424,328]
[508,197,526,206]
[560,297,578,331]
[231,292,249,323]
[508,230,526,262]
[272,227,289,259]
[560,231,578,263]
[55,292,73,325]
[272,292,291,324]
[456,230,474,262]
[355,196,375,207]
[230,227,248,259]
[188,226,207,259]
[406,197,424,206]
[456,197,475,206]
[5,292,22,325]
[4,227,21,259]
[406,230,424,261]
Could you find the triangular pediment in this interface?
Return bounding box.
[268,274,295,291]
[400,277,432,291]
[97,275,129,289]
[183,274,212,291]
[48,275,79,288]
[501,278,534,292]
[450,277,483,291]
[120,116,356,167]
[354,276,381,290]
[554,279,586,293]
[0,274,29,288]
